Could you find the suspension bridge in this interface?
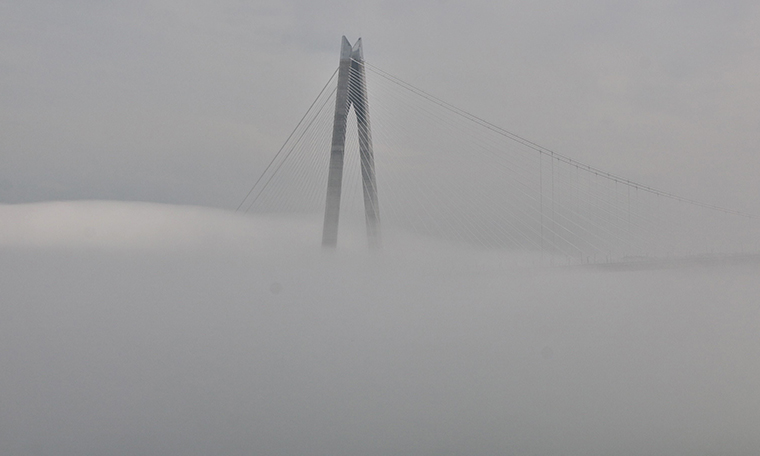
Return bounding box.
[237,37,758,266]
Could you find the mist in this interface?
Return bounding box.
[3,1,760,454]
[1,201,758,456]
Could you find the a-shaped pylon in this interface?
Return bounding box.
[322,36,381,248]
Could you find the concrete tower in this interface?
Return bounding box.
[322,37,381,248]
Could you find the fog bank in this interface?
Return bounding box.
[1,201,758,456]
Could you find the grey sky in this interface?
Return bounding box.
[2,0,759,212]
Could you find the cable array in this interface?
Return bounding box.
[237,61,759,263]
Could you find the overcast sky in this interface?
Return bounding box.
[2,0,759,212]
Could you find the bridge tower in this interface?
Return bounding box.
[322,36,381,248]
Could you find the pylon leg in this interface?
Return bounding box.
[349,40,381,248]
[322,37,353,248]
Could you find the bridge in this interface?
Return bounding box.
[236,37,758,266]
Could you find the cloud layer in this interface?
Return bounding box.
[1,201,758,455]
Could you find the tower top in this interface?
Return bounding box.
[340,36,364,61]
[351,38,364,61]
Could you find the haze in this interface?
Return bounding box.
[2,1,760,455]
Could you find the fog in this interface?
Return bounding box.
[3,1,760,454]
[1,201,758,456]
